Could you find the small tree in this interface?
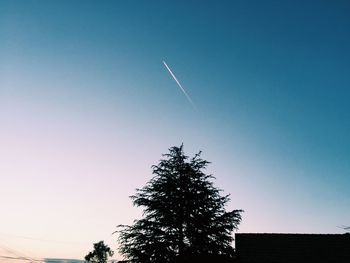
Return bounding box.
[116,145,243,263]
[85,241,114,263]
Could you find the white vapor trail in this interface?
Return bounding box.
[163,61,196,110]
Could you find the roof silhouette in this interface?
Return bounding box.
[235,233,350,263]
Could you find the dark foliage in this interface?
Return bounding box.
[116,145,243,263]
[85,241,114,263]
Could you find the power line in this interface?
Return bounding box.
[0,241,43,263]
[0,255,44,262]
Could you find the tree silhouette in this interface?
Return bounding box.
[116,145,243,263]
[85,241,114,263]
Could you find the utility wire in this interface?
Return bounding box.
[0,255,44,262]
[0,241,43,263]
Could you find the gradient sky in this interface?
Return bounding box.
[1,0,350,261]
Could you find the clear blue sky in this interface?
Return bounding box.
[1,0,349,260]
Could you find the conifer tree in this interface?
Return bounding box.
[117,145,243,263]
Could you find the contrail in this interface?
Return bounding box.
[163,61,196,110]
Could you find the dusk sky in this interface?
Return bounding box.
[1,0,350,261]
